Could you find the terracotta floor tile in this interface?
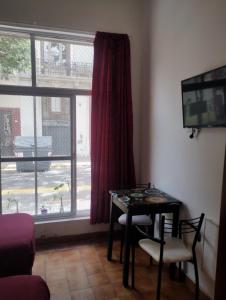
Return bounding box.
[46,266,66,281]
[47,278,69,295]
[81,253,101,264]
[95,245,108,258]
[46,259,65,271]
[35,252,48,264]
[33,260,46,279]
[67,272,89,291]
[92,283,117,300]
[102,260,123,272]
[107,269,123,283]
[78,245,97,258]
[134,278,155,294]
[47,251,64,263]
[84,261,104,275]
[71,288,95,300]
[65,262,85,274]
[35,240,210,300]
[88,272,110,287]
[62,249,81,263]
[65,261,89,291]
[113,282,140,298]
[50,290,71,300]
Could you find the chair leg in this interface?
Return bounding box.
[147,225,153,265]
[131,233,135,288]
[169,263,177,280]
[178,262,185,282]
[120,226,125,264]
[149,256,153,265]
[178,262,182,280]
[193,257,200,300]
[156,261,163,300]
[179,261,181,272]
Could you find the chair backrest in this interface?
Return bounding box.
[160,213,205,251]
[180,213,205,250]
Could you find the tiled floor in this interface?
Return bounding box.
[33,240,208,300]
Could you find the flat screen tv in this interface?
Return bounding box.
[181,65,226,128]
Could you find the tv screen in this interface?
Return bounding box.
[182,66,226,128]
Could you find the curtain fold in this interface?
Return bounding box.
[90,31,135,224]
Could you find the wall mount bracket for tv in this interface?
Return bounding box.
[189,128,201,139]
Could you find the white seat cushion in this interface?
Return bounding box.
[118,214,152,225]
[139,237,192,263]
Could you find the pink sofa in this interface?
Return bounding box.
[0,213,35,277]
[0,275,50,300]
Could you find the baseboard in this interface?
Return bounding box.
[36,230,121,250]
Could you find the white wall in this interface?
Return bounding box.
[0,95,42,136]
[20,96,35,136]
[141,0,226,298]
[0,0,145,234]
[0,95,21,108]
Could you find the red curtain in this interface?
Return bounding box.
[90,32,136,224]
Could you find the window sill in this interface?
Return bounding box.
[35,214,90,225]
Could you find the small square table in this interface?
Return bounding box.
[107,187,182,287]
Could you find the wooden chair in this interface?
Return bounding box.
[132,213,205,300]
[118,182,153,263]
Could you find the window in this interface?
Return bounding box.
[0,30,31,86]
[0,25,93,220]
[51,97,61,112]
[35,36,93,89]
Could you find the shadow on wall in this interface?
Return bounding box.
[183,216,218,299]
[200,218,218,298]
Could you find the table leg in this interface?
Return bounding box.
[172,206,180,237]
[123,211,132,287]
[107,200,117,261]
[150,213,156,236]
[170,206,180,279]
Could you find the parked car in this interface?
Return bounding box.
[14,136,52,172]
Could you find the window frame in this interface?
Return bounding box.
[0,25,93,221]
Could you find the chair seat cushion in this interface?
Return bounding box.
[139,237,192,263]
[118,214,152,225]
[0,213,35,276]
[0,275,50,300]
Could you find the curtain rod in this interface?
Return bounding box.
[0,21,131,40]
[0,21,95,41]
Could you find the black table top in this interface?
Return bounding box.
[110,188,182,213]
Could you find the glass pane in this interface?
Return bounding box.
[37,160,71,215]
[0,95,34,158]
[1,162,35,215]
[36,97,71,156]
[35,37,93,89]
[0,31,31,86]
[76,96,91,211]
